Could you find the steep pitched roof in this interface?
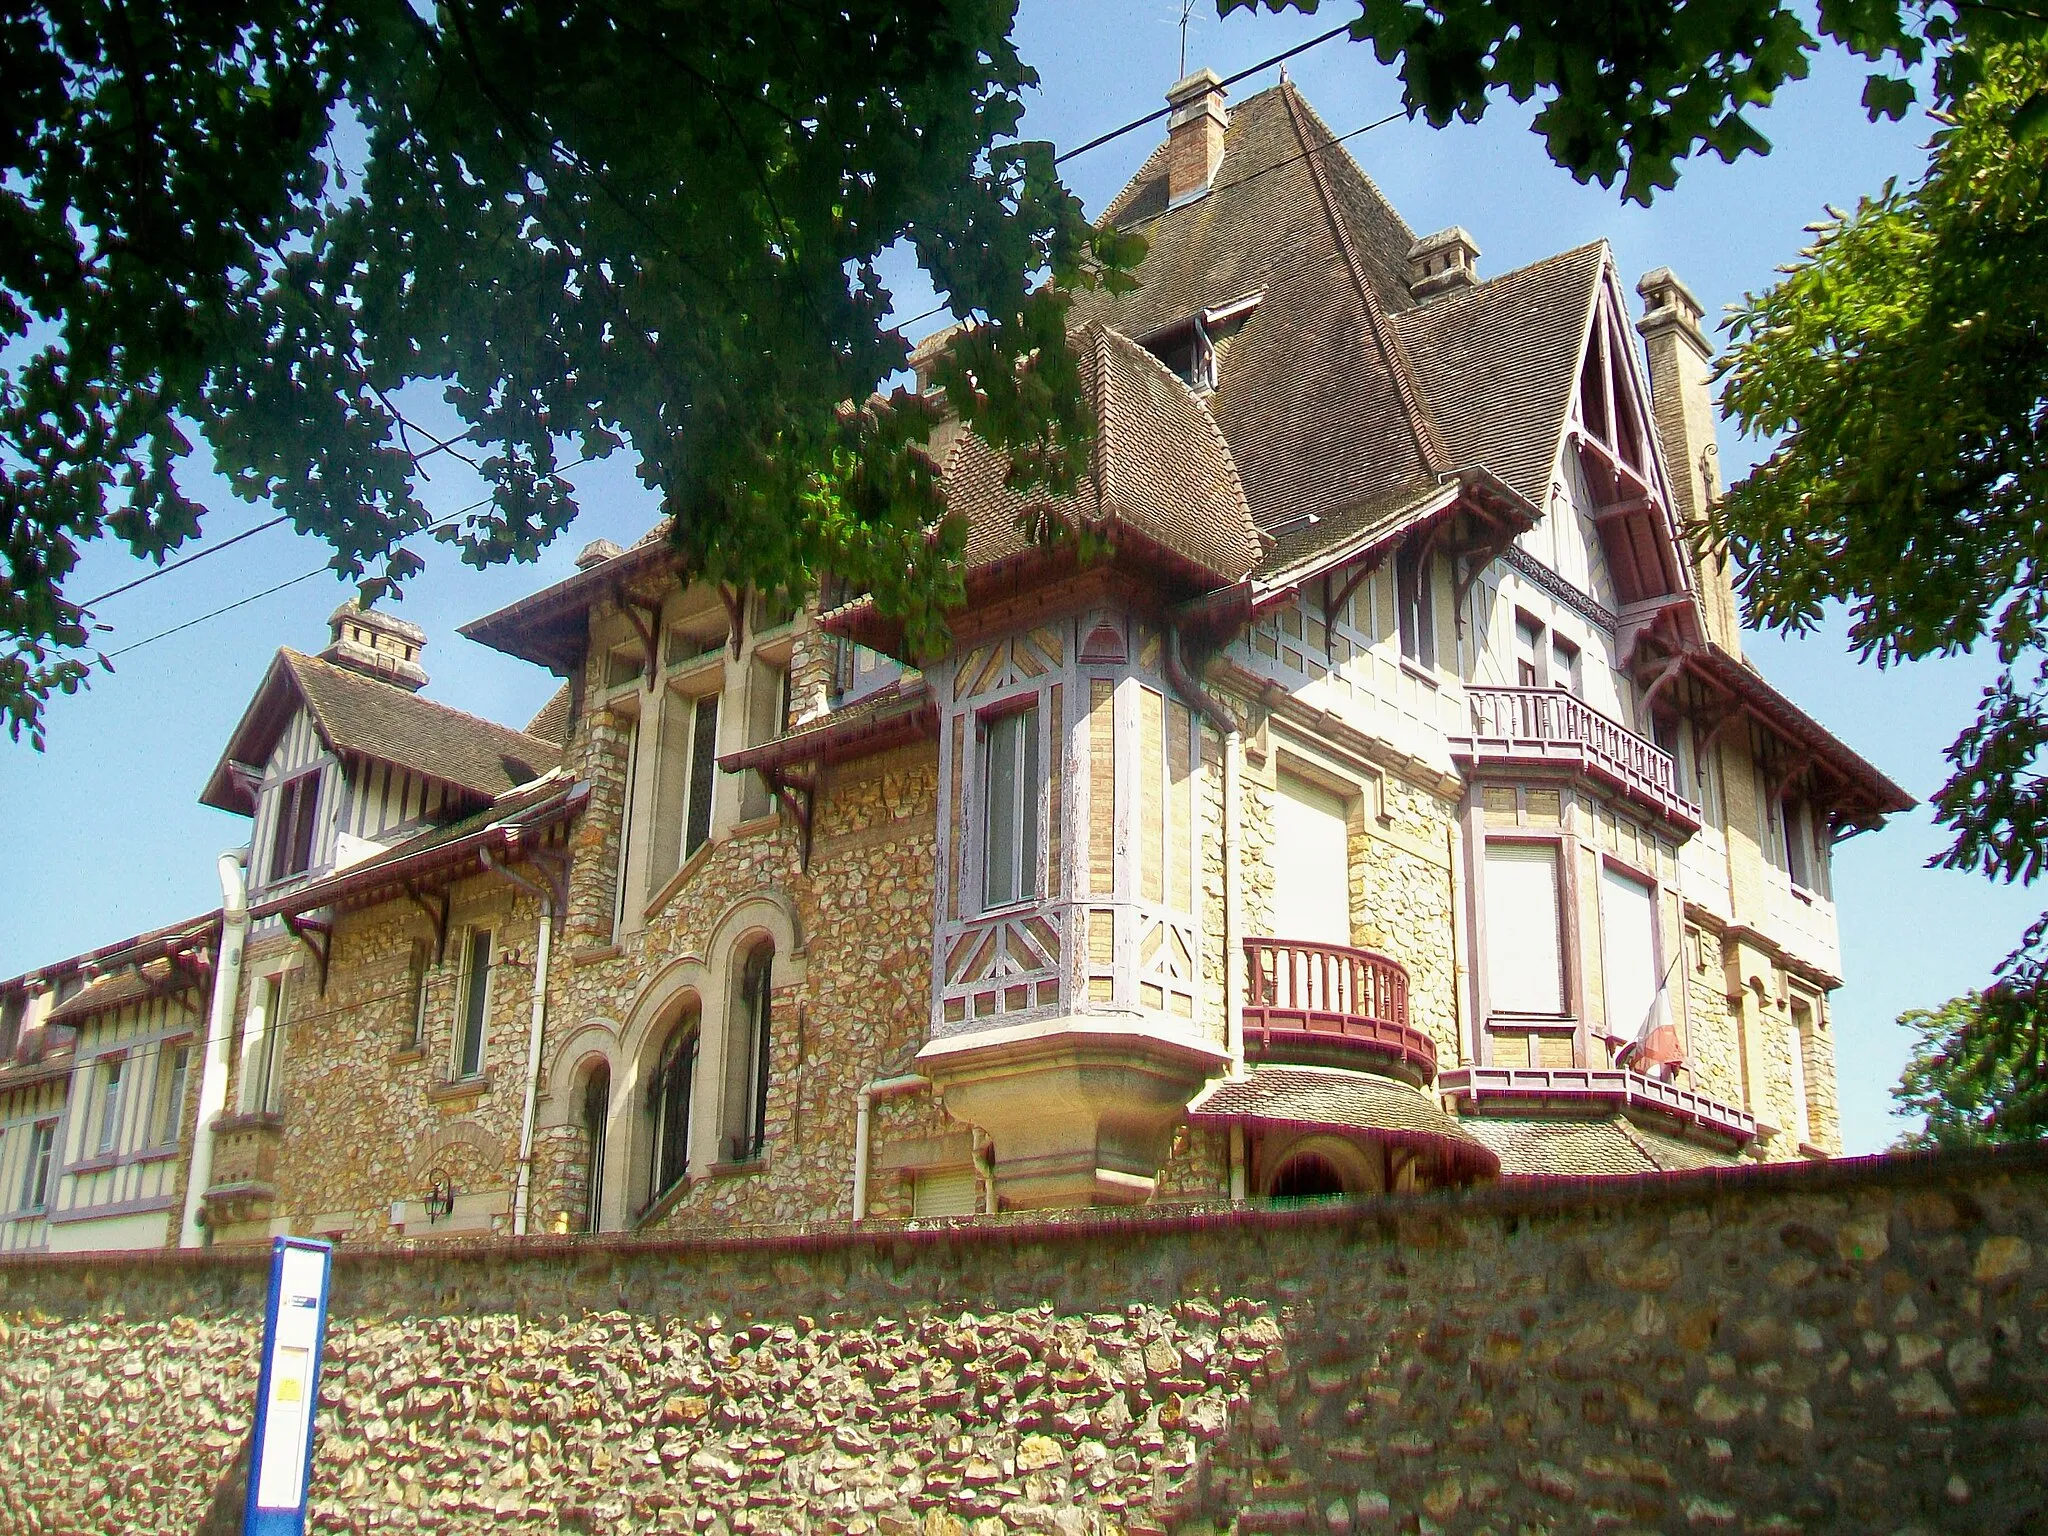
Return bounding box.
[201,650,561,815]
[942,321,1266,585]
[1392,242,1608,515]
[1068,84,1464,573]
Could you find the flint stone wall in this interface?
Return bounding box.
[2,1148,2045,1536]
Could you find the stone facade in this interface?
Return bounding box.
[3,1148,2045,1534]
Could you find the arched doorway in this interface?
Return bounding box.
[1268,1150,1349,1201]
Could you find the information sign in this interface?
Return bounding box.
[243,1236,333,1536]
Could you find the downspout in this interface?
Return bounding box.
[180,850,248,1248]
[850,1073,928,1221]
[481,842,554,1239]
[1164,622,1249,1201]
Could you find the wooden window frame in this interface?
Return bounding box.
[451,928,492,1083]
[975,694,1043,916]
[267,769,321,883]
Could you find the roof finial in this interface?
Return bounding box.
[1279,59,1290,84]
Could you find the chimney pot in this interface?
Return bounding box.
[1406,227,1481,300]
[1165,69,1228,206]
[1636,267,1709,359]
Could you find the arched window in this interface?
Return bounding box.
[723,943,773,1163]
[647,1012,698,1203]
[580,1063,610,1233]
[1268,1151,1348,1202]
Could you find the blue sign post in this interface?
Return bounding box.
[242,1237,334,1536]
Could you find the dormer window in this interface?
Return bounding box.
[1144,315,1216,393]
[267,772,320,882]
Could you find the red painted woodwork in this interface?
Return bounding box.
[1436,1064,1757,1144]
[1242,937,1435,1081]
[1454,686,1700,831]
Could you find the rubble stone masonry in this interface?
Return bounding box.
[4,1147,2044,1535]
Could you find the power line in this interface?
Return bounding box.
[894,105,1408,337]
[101,457,591,661]
[82,428,480,609]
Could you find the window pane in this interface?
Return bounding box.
[1273,776,1350,947]
[1485,843,1565,1015]
[685,695,720,857]
[97,1058,125,1155]
[983,710,1031,908]
[159,1045,191,1146]
[1600,866,1658,1044]
[457,931,490,1079]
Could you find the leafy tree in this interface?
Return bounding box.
[1236,0,2043,202]
[1,1,1140,745]
[1893,991,2046,1147]
[1714,41,2048,1135]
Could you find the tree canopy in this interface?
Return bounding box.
[1715,41,2048,1136]
[1893,992,2047,1147]
[1,0,1141,745]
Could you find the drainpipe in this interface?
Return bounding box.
[481,842,554,1239]
[181,851,248,1247]
[850,1073,928,1221]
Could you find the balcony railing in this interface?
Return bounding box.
[1454,687,1699,830]
[1437,1065,1757,1145]
[1243,937,1435,1083]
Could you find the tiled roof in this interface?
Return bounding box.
[942,322,1266,584]
[1392,243,1607,514]
[525,683,574,747]
[43,958,202,1028]
[1187,1064,1501,1181]
[1461,1114,1745,1178]
[202,651,561,814]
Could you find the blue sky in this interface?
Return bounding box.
[0,2,2022,1153]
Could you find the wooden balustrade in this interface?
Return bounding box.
[1242,937,1435,1082]
[1456,687,1698,828]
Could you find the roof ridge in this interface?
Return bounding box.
[1278,85,1418,247]
[1278,80,1447,475]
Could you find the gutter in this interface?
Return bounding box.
[181,852,247,1248]
[850,1073,928,1221]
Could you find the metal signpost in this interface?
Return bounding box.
[242,1236,334,1536]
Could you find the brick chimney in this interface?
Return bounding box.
[1637,267,1741,658]
[1166,69,1228,206]
[1406,227,1481,300]
[322,601,429,691]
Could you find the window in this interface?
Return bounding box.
[1551,634,1581,697]
[95,1055,126,1156]
[911,1166,980,1218]
[155,1044,191,1147]
[454,929,491,1080]
[19,1121,54,1213]
[613,720,640,936]
[1484,842,1567,1016]
[1781,797,1815,890]
[581,1065,610,1233]
[245,974,289,1114]
[1514,613,1542,687]
[648,1014,698,1201]
[981,705,1039,910]
[267,772,320,882]
[648,691,720,891]
[1396,545,1436,669]
[0,993,22,1059]
[724,945,774,1163]
[1786,1005,1813,1147]
[1273,774,1351,948]
[1600,866,1659,1045]
[739,660,791,821]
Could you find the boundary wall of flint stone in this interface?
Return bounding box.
[1,1147,2045,1536]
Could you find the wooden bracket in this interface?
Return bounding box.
[280,911,333,994]
[528,846,572,931]
[616,589,663,686]
[1322,553,1386,660]
[757,766,818,871]
[1634,653,1687,718]
[405,883,452,965]
[1449,520,1514,638]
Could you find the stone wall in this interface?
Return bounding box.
[4,1147,2044,1536]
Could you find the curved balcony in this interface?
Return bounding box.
[1453,687,1700,832]
[1242,938,1435,1084]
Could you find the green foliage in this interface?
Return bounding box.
[1717,42,2048,1137]
[1,1,1138,745]
[1228,0,2047,203]
[1893,988,2048,1146]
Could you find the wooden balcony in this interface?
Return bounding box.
[1437,1065,1757,1145]
[1453,687,1700,831]
[1243,938,1435,1084]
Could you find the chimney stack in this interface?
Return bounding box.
[1406,228,1481,300]
[1636,268,1741,658]
[1165,69,1228,206]
[322,601,429,691]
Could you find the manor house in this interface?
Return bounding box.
[0,72,1909,1251]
